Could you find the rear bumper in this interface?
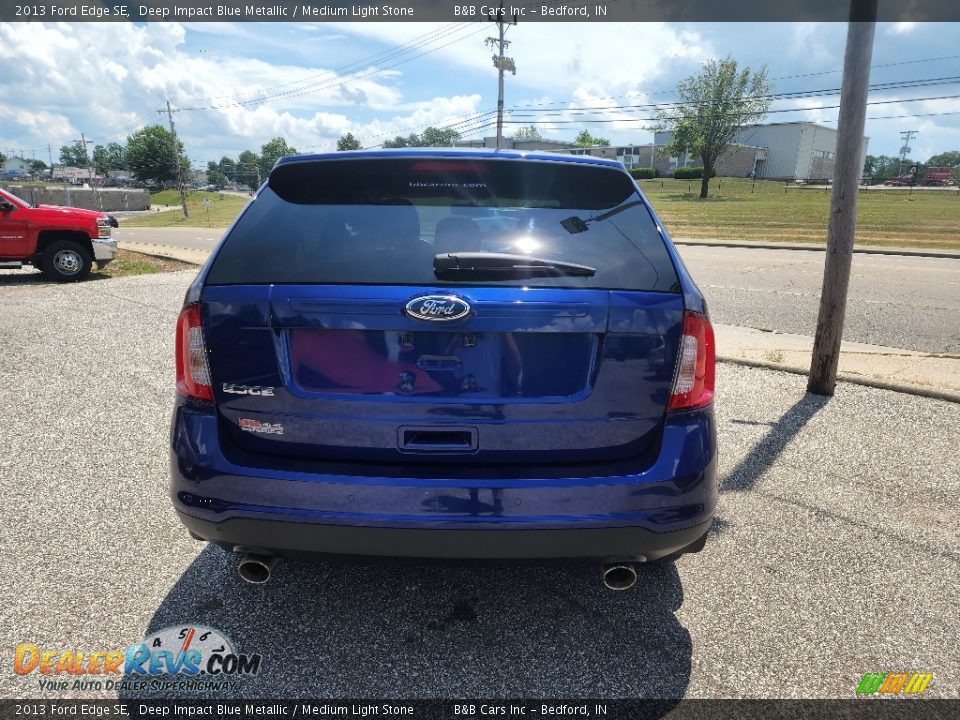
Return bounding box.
[170,400,717,561]
[177,511,712,561]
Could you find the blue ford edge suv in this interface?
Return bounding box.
[170,149,716,589]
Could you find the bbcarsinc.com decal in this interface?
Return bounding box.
[14,625,261,693]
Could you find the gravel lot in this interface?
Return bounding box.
[1,270,957,700]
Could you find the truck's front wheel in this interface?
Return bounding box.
[42,240,92,282]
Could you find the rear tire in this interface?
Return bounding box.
[42,240,92,282]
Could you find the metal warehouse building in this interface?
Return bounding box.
[457,121,869,182]
[655,122,869,181]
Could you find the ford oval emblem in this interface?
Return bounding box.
[405,295,471,322]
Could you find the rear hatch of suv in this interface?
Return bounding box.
[199,155,684,466]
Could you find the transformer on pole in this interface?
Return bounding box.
[486,3,517,150]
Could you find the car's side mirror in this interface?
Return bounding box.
[0,201,15,212]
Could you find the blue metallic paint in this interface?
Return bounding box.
[171,398,715,533]
[172,150,716,559]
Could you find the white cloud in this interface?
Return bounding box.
[0,22,429,160]
[787,23,837,66]
[1,21,958,163]
[888,22,918,35]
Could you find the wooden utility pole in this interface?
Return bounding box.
[485,4,517,149]
[808,0,877,395]
[75,133,102,211]
[159,100,189,218]
[896,129,917,180]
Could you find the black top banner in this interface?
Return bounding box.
[2,700,960,720]
[1,0,959,23]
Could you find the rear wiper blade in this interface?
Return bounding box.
[434,252,596,278]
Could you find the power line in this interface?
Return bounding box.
[506,53,960,111]
[188,22,473,106]
[177,0,578,112]
[180,24,491,111]
[495,93,960,127]
[501,76,960,118]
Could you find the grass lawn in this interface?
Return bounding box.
[126,179,959,250]
[637,178,960,249]
[91,249,196,278]
[123,191,250,228]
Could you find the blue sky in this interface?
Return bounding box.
[1,21,957,168]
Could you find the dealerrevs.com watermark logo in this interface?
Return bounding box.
[14,625,261,693]
[856,672,933,696]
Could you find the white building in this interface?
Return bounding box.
[1,156,33,175]
[655,122,870,181]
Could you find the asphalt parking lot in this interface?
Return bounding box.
[0,270,958,700]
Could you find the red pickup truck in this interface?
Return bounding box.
[0,187,118,281]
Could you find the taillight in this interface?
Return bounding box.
[667,311,715,412]
[175,303,213,402]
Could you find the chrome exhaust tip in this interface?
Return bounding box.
[602,563,638,591]
[237,553,278,585]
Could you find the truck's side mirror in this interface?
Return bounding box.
[0,201,15,212]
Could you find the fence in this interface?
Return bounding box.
[1,184,151,211]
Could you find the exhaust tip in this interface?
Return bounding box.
[602,563,638,591]
[237,553,277,585]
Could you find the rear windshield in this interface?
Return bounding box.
[206,157,680,292]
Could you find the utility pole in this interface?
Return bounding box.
[485,4,517,149]
[47,144,53,180]
[75,133,102,211]
[808,0,877,396]
[159,100,189,218]
[75,133,94,182]
[897,129,917,181]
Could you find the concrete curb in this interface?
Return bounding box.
[118,241,207,266]
[673,238,960,259]
[719,355,960,404]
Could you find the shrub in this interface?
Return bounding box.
[673,166,716,179]
[629,167,657,180]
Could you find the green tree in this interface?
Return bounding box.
[514,125,542,141]
[420,126,461,147]
[237,150,261,189]
[383,127,461,148]
[218,156,238,182]
[27,159,47,172]
[337,132,362,151]
[104,142,125,170]
[383,135,414,148]
[574,130,610,147]
[259,136,297,180]
[656,56,772,198]
[59,141,89,167]
[205,161,228,186]
[864,154,920,184]
[124,125,189,185]
[0,151,6,165]
[92,145,110,175]
[925,150,959,168]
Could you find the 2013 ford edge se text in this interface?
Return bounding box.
[170,150,716,589]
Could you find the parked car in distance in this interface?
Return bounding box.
[0,187,118,281]
[170,150,716,590]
